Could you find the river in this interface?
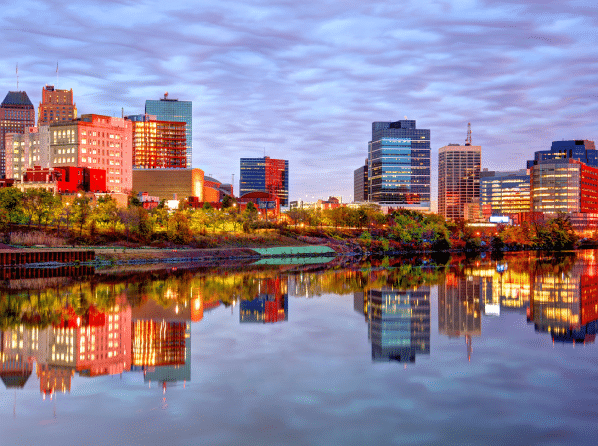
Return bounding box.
[0,250,597,445]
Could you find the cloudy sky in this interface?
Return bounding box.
[2,0,597,204]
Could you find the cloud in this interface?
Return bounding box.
[1,0,597,203]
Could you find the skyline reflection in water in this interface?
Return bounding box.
[1,251,598,444]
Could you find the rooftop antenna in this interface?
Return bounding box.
[16,63,19,90]
[465,122,472,146]
[56,61,59,88]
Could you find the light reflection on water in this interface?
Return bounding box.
[1,250,598,445]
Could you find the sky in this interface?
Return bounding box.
[2,0,598,205]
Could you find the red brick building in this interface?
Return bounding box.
[38,85,77,125]
[22,165,106,193]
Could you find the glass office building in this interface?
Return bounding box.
[527,140,597,169]
[368,120,430,211]
[240,156,289,206]
[145,93,192,168]
[480,169,530,216]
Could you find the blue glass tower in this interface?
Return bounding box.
[240,156,289,206]
[526,140,597,169]
[145,93,192,168]
[368,120,430,210]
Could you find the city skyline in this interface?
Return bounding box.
[2,0,597,203]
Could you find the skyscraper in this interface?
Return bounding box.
[438,143,481,220]
[0,91,35,178]
[527,140,597,169]
[240,156,289,206]
[528,140,598,216]
[353,159,368,202]
[145,93,192,168]
[38,85,77,125]
[368,120,430,211]
[125,114,186,169]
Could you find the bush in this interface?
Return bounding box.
[10,231,68,247]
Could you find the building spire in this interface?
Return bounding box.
[465,122,472,146]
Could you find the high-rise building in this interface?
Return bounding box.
[438,143,481,220]
[125,114,186,169]
[480,169,531,217]
[530,158,598,215]
[240,156,289,206]
[145,93,192,168]
[0,91,35,177]
[527,140,597,169]
[38,85,77,125]
[48,114,133,193]
[353,159,368,202]
[367,120,430,211]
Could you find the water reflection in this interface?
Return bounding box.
[240,277,288,323]
[1,251,598,397]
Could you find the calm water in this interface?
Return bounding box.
[1,251,598,445]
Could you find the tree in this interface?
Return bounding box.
[221,195,233,209]
[94,195,120,234]
[241,202,259,233]
[72,195,91,237]
[0,187,23,223]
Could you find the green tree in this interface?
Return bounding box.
[72,195,91,237]
[0,187,23,222]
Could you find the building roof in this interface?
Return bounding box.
[1,91,33,107]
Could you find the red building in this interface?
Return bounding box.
[237,191,280,218]
[22,165,107,193]
[38,85,77,125]
[580,161,598,214]
[49,114,132,193]
[126,114,186,169]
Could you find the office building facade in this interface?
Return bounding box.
[125,114,186,169]
[438,144,481,220]
[527,140,597,169]
[0,91,35,178]
[530,159,598,215]
[353,159,368,202]
[49,114,133,193]
[38,85,77,125]
[368,120,430,211]
[240,156,289,206]
[145,93,192,168]
[132,168,204,201]
[5,126,51,181]
[480,169,530,216]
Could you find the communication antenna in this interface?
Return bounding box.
[56,61,59,88]
[16,63,19,90]
[465,122,472,146]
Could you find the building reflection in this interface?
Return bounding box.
[240,277,288,323]
[438,272,483,361]
[356,287,430,363]
[528,252,598,344]
[131,290,194,385]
